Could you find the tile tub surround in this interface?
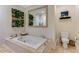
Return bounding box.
[4,37,49,53]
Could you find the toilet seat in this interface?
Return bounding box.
[60,32,69,49]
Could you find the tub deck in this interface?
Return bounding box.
[4,37,47,53]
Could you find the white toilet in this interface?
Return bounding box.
[61,32,69,49]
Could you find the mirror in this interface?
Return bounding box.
[28,6,48,27]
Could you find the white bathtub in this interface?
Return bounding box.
[17,35,47,49]
[5,35,48,53]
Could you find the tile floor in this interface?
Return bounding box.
[43,45,79,53]
[0,44,79,53]
[0,44,14,53]
[53,46,78,53]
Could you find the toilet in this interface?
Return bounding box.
[61,32,69,49]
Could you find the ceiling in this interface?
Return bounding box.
[20,5,32,8]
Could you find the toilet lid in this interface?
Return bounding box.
[61,32,69,38]
[62,38,69,42]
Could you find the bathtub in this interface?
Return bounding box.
[5,35,48,53]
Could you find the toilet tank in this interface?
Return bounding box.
[61,32,69,38]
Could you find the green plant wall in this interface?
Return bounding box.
[12,8,24,27]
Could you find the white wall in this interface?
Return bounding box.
[75,6,79,36]
[25,5,56,48]
[0,5,26,40]
[55,5,79,42]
